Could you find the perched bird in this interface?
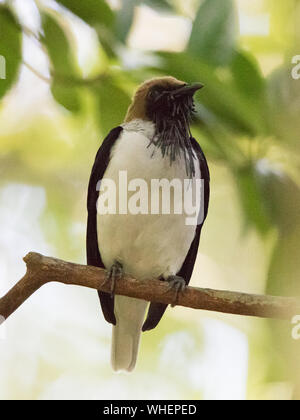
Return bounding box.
[87,76,210,372]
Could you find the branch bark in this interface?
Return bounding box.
[0,252,299,323]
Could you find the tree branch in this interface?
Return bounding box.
[0,252,299,323]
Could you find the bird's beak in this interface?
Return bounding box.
[172,83,204,97]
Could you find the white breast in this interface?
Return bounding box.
[97,119,201,281]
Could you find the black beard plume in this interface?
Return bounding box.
[147,91,196,178]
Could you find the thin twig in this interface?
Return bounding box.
[23,61,51,83]
[23,60,109,87]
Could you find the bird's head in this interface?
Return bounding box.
[124,76,204,177]
[124,76,203,124]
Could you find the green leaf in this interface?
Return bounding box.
[51,80,81,112]
[56,0,115,57]
[236,164,272,235]
[115,0,137,43]
[231,50,265,101]
[42,13,77,76]
[0,6,22,100]
[56,0,114,27]
[95,79,130,135]
[42,13,81,112]
[188,0,238,65]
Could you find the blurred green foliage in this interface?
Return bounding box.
[0,6,22,98]
[42,12,82,112]
[0,0,300,400]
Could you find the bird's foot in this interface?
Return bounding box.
[166,275,186,307]
[106,261,123,297]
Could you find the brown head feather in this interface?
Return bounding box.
[124,76,186,122]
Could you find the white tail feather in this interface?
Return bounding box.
[111,295,148,372]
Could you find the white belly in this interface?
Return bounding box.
[97,120,201,281]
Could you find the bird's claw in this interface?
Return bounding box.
[166,275,186,307]
[106,261,123,297]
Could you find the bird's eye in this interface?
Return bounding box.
[148,87,164,102]
[149,88,158,96]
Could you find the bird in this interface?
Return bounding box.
[86,76,210,372]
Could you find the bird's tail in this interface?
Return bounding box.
[111,295,148,372]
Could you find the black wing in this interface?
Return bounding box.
[86,126,123,325]
[142,137,210,331]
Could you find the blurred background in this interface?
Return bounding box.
[0,0,300,400]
